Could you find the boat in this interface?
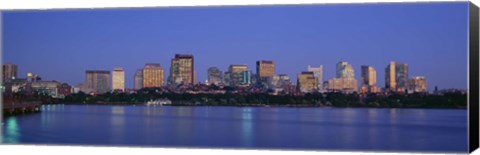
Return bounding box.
[146,98,172,106]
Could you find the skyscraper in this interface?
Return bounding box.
[207,67,223,86]
[336,61,355,78]
[361,66,376,86]
[327,77,358,93]
[385,61,408,92]
[360,65,380,93]
[408,76,427,93]
[228,64,248,87]
[307,65,323,91]
[2,63,18,82]
[297,71,317,93]
[327,61,358,93]
[224,71,231,86]
[112,67,125,92]
[170,54,194,86]
[134,69,143,90]
[86,70,111,94]
[241,70,252,86]
[267,74,292,90]
[256,60,275,84]
[143,63,164,88]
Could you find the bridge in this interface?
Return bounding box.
[2,101,42,115]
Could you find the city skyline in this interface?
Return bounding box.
[2,2,468,91]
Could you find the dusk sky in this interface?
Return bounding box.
[2,2,468,91]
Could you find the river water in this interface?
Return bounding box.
[1,104,468,153]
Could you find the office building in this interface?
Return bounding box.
[224,72,231,86]
[57,83,72,98]
[408,76,427,93]
[385,61,408,92]
[307,65,323,91]
[170,54,194,86]
[193,70,197,85]
[327,61,358,93]
[228,64,248,87]
[112,67,125,92]
[256,60,275,84]
[327,78,358,93]
[134,69,143,90]
[2,63,17,83]
[336,61,355,78]
[31,80,61,98]
[143,63,164,88]
[86,70,111,94]
[241,70,252,86]
[360,65,380,93]
[207,67,223,86]
[297,71,317,93]
[266,74,293,94]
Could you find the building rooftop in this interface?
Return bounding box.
[86,70,110,74]
[113,67,124,71]
[257,60,274,64]
[175,54,194,59]
[144,63,161,68]
[300,71,314,75]
[229,64,248,67]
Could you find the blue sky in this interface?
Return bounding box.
[2,2,469,90]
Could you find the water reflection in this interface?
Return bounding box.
[341,108,356,124]
[1,105,468,152]
[112,106,125,115]
[242,107,253,146]
[111,106,125,125]
[174,106,193,117]
[367,109,378,125]
[144,106,158,115]
[389,109,398,125]
[110,106,126,143]
[41,106,55,127]
[3,117,20,143]
[172,107,193,144]
[339,109,356,146]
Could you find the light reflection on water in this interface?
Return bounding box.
[1,105,468,152]
[241,107,253,147]
[110,106,126,143]
[4,117,20,143]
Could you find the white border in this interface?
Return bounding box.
[0,0,478,155]
[0,0,471,10]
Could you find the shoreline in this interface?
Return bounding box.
[51,102,467,109]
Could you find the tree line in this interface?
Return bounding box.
[58,88,467,108]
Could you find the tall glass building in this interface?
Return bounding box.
[207,67,223,85]
[360,65,380,93]
[143,63,164,88]
[307,65,323,91]
[112,67,125,92]
[134,69,143,90]
[2,63,18,83]
[228,64,248,87]
[385,61,409,92]
[86,70,111,94]
[241,70,252,86]
[336,61,354,78]
[408,76,427,93]
[170,54,194,86]
[256,60,275,85]
[297,71,317,93]
[327,61,358,93]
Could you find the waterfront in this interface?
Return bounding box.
[1,104,468,153]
